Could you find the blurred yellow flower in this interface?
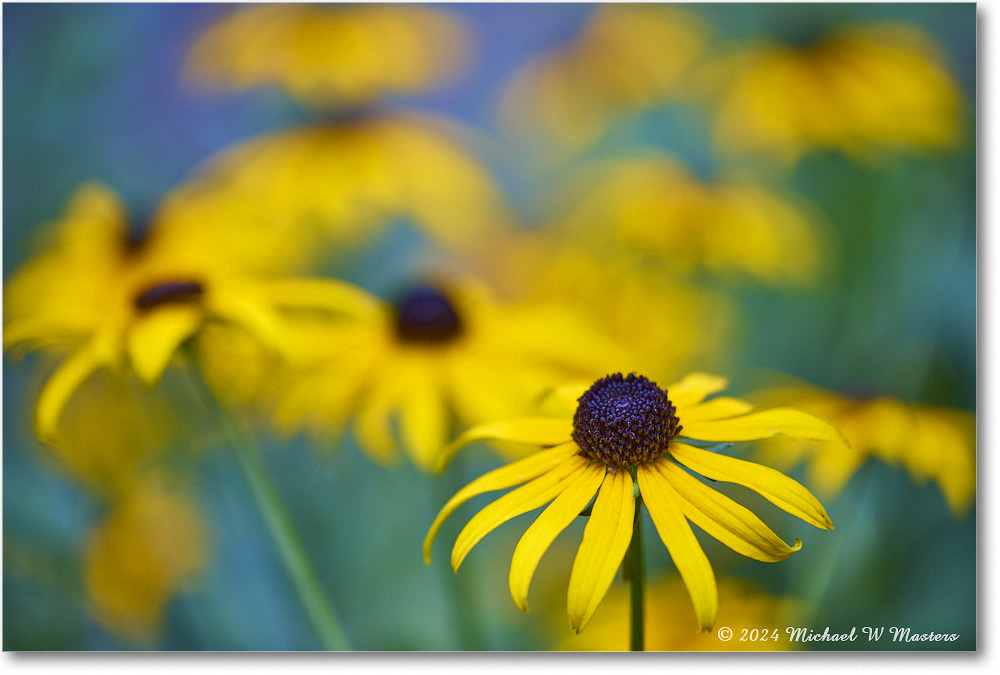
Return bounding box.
[751,383,976,516]
[84,474,208,645]
[498,5,707,153]
[185,4,469,109]
[3,183,374,444]
[475,233,736,385]
[556,576,804,651]
[425,372,836,633]
[159,114,512,272]
[232,278,623,472]
[702,24,964,164]
[547,154,832,285]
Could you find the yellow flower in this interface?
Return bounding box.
[702,24,964,164]
[498,5,707,154]
[751,383,976,517]
[474,233,736,385]
[3,183,374,444]
[547,154,832,285]
[239,278,623,472]
[424,372,837,633]
[555,576,805,651]
[159,113,512,271]
[84,473,208,645]
[184,4,469,109]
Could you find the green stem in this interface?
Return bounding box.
[628,496,646,652]
[185,364,350,651]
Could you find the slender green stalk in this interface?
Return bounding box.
[627,497,646,652]
[185,364,350,651]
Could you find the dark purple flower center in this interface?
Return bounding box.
[393,285,463,344]
[134,281,205,311]
[572,373,682,469]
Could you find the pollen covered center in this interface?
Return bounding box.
[572,373,682,469]
[134,281,205,311]
[393,284,464,344]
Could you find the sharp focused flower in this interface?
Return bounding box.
[424,372,838,633]
[184,4,470,109]
[158,114,512,272]
[555,576,805,651]
[498,5,707,153]
[3,183,375,444]
[701,23,964,164]
[751,382,976,516]
[84,473,208,645]
[546,154,832,285]
[238,278,624,472]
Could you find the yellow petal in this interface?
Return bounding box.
[668,442,833,530]
[677,396,754,422]
[637,463,717,632]
[435,417,573,471]
[567,470,634,633]
[452,454,588,571]
[654,460,801,562]
[509,463,606,612]
[35,345,102,444]
[205,288,285,354]
[667,372,729,409]
[252,277,382,318]
[398,372,448,473]
[126,306,202,385]
[353,378,402,466]
[423,442,580,564]
[681,407,843,442]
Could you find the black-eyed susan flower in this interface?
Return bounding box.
[751,382,976,517]
[235,278,624,472]
[184,4,469,109]
[498,5,707,154]
[700,23,964,164]
[424,372,837,634]
[84,472,207,645]
[555,576,805,651]
[545,154,833,285]
[159,113,512,270]
[3,183,375,444]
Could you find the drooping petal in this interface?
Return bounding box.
[680,407,842,442]
[637,463,718,632]
[205,287,285,354]
[251,278,382,318]
[35,345,102,443]
[435,417,573,471]
[667,372,729,409]
[451,454,588,571]
[354,376,403,466]
[567,470,634,634]
[653,460,801,562]
[398,368,449,472]
[677,396,754,422]
[509,462,606,612]
[423,442,580,564]
[669,442,833,530]
[126,305,202,385]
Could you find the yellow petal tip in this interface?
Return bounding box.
[791,538,803,552]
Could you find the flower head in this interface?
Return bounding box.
[424,372,838,633]
[236,278,624,472]
[3,183,373,444]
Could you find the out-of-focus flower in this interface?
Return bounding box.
[425,372,837,633]
[546,154,832,285]
[555,576,805,651]
[221,278,624,472]
[184,4,469,109]
[475,233,736,385]
[3,183,375,444]
[701,24,964,164]
[84,473,208,645]
[498,5,707,153]
[159,114,512,272]
[751,382,976,516]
